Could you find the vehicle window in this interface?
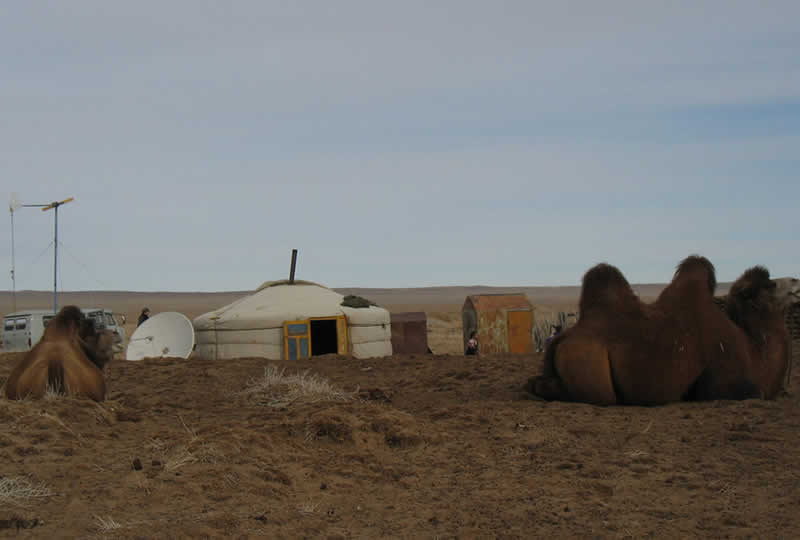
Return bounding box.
[43,316,54,327]
[105,313,116,326]
[86,312,103,328]
[3,319,13,331]
[15,318,27,330]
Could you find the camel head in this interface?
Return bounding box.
[726,266,786,335]
[78,315,116,370]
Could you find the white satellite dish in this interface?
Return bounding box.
[126,312,195,361]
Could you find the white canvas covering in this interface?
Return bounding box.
[193,280,392,360]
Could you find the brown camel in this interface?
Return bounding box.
[530,255,790,405]
[531,257,713,405]
[4,305,115,402]
[719,266,790,399]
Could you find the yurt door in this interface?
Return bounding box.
[284,321,311,360]
[507,310,532,353]
[308,316,348,356]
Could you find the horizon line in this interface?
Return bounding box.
[0,281,736,295]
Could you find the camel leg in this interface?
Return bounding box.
[528,375,567,401]
[555,341,617,405]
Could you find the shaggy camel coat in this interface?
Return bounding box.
[5,306,114,402]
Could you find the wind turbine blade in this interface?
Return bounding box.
[9,192,22,211]
[42,196,75,211]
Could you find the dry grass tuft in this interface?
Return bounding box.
[40,411,84,444]
[135,475,152,495]
[43,384,62,400]
[159,417,223,472]
[94,515,122,531]
[241,365,356,408]
[163,446,199,472]
[297,501,319,516]
[0,476,54,506]
[91,399,123,426]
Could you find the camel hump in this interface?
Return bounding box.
[44,305,84,339]
[47,357,66,395]
[673,255,717,294]
[579,263,637,315]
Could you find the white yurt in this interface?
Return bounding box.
[193,280,392,360]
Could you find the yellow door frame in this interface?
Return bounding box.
[283,315,349,359]
[284,320,311,360]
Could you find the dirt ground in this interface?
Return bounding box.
[1,285,798,539]
[2,346,800,539]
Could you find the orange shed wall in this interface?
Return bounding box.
[476,308,510,354]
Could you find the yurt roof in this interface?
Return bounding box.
[194,280,389,331]
[255,279,327,292]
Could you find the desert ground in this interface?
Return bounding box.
[2,284,799,539]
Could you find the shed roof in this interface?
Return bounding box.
[390,312,427,323]
[464,293,532,311]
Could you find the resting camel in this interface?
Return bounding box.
[4,305,115,401]
[530,255,791,405]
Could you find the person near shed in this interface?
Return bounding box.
[545,324,562,348]
[465,331,479,355]
[137,307,151,327]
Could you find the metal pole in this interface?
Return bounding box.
[289,249,298,284]
[19,197,71,313]
[10,209,16,313]
[53,205,58,314]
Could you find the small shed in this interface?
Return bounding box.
[390,312,429,354]
[462,294,534,354]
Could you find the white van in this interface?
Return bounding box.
[1,310,53,352]
[0,308,126,353]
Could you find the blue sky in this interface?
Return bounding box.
[2,1,798,291]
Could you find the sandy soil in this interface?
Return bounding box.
[2,345,800,539]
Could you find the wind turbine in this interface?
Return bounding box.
[12,196,74,314]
